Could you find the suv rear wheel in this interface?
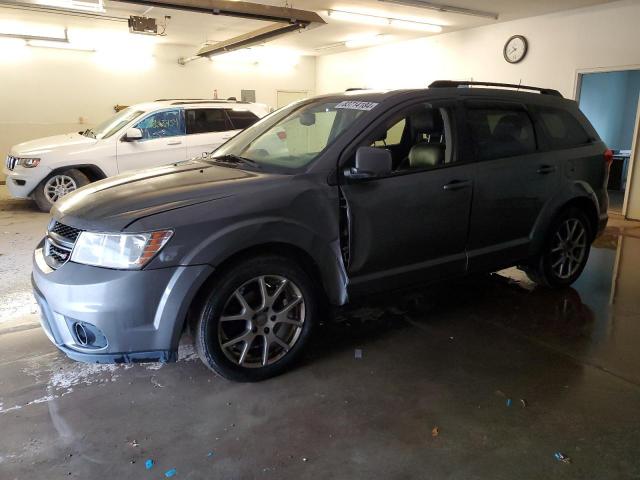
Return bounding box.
[194,255,318,381]
[34,169,90,212]
[524,207,592,288]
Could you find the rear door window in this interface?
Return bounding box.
[536,107,591,148]
[466,104,536,161]
[227,110,260,129]
[185,109,230,135]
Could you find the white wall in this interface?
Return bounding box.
[0,43,315,172]
[316,0,640,98]
[316,0,640,219]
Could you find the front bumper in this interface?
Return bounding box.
[3,166,50,199]
[32,246,213,363]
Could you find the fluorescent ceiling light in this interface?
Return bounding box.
[0,28,68,43]
[328,10,389,26]
[327,9,442,33]
[32,0,105,13]
[377,0,498,20]
[345,34,390,48]
[27,39,95,51]
[390,18,441,32]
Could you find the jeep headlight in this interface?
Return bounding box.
[70,230,173,269]
[17,157,40,168]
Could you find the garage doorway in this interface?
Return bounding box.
[276,90,309,109]
[576,68,640,215]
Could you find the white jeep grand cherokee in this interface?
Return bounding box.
[4,99,269,211]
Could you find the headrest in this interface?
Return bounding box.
[410,109,443,133]
[493,114,527,139]
[408,143,444,169]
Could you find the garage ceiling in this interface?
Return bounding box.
[0,0,618,56]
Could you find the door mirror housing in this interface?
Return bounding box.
[344,146,392,180]
[124,127,143,141]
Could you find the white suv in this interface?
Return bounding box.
[4,99,270,211]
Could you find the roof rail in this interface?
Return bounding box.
[155,98,210,101]
[166,100,251,106]
[429,80,563,97]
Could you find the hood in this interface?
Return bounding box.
[53,160,276,231]
[10,132,97,156]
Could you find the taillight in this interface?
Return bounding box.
[604,149,614,169]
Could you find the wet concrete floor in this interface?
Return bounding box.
[1,191,640,479]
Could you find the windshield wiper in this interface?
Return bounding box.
[208,154,261,169]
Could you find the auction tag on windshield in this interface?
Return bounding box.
[335,101,378,111]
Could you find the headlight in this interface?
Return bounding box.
[70,230,173,269]
[16,157,41,168]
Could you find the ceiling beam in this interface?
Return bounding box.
[110,0,325,25]
[111,0,325,58]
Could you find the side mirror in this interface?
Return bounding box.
[124,127,143,141]
[344,146,392,180]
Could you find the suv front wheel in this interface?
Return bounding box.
[34,169,90,212]
[525,207,593,288]
[194,255,318,381]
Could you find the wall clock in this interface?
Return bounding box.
[504,35,528,64]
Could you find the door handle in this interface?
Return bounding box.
[167,141,182,146]
[442,180,471,191]
[537,165,556,174]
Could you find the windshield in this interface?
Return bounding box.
[82,107,145,139]
[211,99,372,171]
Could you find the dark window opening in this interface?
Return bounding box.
[537,107,591,148]
[186,109,230,135]
[227,110,260,130]
[467,107,536,160]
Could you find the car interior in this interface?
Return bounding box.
[371,106,454,172]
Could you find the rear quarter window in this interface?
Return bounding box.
[228,110,260,129]
[536,107,591,149]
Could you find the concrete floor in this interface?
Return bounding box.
[2,191,640,480]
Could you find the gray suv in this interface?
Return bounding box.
[32,81,610,381]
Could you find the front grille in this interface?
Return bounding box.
[6,155,17,171]
[44,221,83,269]
[50,221,81,243]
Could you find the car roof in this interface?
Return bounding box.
[130,100,267,112]
[314,84,575,109]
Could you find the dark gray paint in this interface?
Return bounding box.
[33,86,609,362]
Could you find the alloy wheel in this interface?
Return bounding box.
[44,175,78,203]
[217,275,305,368]
[550,218,587,280]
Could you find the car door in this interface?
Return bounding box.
[185,108,236,158]
[116,108,187,172]
[464,100,561,272]
[339,100,475,294]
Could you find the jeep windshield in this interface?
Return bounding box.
[82,107,145,139]
[210,99,375,171]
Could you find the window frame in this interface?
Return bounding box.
[123,107,185,142]
[185,107,233,136]
[338,97,466,181]
[463,100,540,163]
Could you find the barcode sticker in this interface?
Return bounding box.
[335,101,378,111]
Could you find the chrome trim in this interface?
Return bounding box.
[48,231,75,249]
[6,155,17,171]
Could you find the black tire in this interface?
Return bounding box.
[524,207,593,288]
[33,169,90,212]
[194,255,319,382]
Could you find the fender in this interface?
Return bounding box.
[529,179,601,255]
[182,216,349,306]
